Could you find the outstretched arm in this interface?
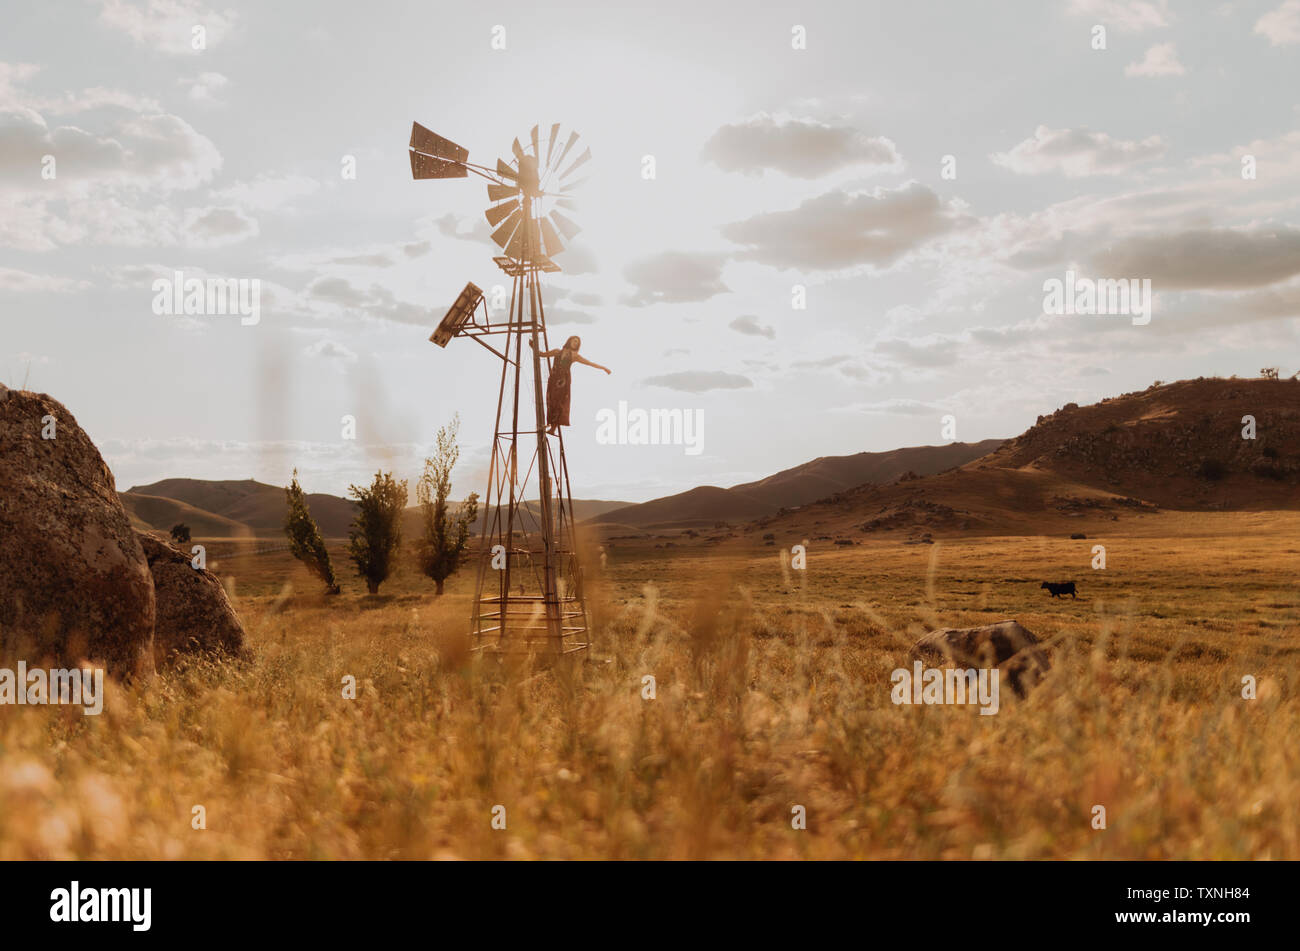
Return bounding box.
[528,340,562,358]
[574,353,612,374]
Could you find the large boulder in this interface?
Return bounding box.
[0,386,155,678]
[135,531,248,666]
[909,620,1050,697]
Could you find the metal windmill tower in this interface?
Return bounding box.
[409,121,592,656]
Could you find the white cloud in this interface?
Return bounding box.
[95,0,237,54]
[1125,42,1186,77]
[0,109,220,190]
[212,173,320,210]
[833,398,944,416]
[722,182,969,271]
[1066,0,1172,31]
[1255,1,1300,45]
[0,266,90,292]
[641,370,753,392]
[702,114,902,179]
[305,338,357,363]
[622,251,729,305]
[182,205,259,246]
[992,126,1166,177]
[180,71,229,103]
[729,314,775,339]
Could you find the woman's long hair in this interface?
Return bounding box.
[563,335,581,351]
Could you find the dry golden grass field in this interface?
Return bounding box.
[2,510,1298,860]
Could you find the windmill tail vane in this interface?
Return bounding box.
[409,120,593,657]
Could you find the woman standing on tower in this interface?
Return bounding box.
[532,335,611,436]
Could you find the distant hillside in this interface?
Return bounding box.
[124,478,359,538]
[119,492,253,538]
[122,478,629,539]
[592,439,1006,529]
[755,377,1300,541]
[978,377,1300,509]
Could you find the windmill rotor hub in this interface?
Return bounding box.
[518,155,541,198]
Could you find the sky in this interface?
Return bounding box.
[3,0,1299,504]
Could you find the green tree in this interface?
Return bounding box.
[284,469,340,594]
[347,470,408,595]
[416,415,479,595]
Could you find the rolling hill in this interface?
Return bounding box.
[124,479,360,538]
[591,439,1006,529]
[752,377,1300,541]
[121,478,629,539]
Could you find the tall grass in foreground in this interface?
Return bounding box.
[1,526,1297,859]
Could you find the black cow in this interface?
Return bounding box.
[1041,581,1077,599]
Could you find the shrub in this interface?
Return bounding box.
[415,416,479,596]
[284,470,340,594]
[347,471,408,595]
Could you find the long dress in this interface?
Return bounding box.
[546,349,575,429]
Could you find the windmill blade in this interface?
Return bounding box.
[410,151,467,179]
[554,130,580,170]
[487,183,520,202]
[496,158,517,180]
[491,208,524,249]
[555,196,579,210]
[485,199,520,227]
[545,123,561,169]
[530,124,540,158]
[559,175,590,194]
[511,138,525,164]
[560,146,591,180]
[550,209,581,241]
[539,216,565,257]
[505,219,540,261]
[409,123,468,163]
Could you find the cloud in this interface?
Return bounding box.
[791,354,850,369]
[1125,43,1186,78]
[702,114,901,179]
[1066,0,1171,31]
[213,173,319,210]
[434,212,491,243]
[721,182,967,270]
[1256,1,1300,46]
[0,109,221,190]
[402,240,431,258]
[555,241,598,275]
[1088,227,1300,289]
[307,276,426,325]
[305,338,357,363]
[729,314,775,339]
[991,126,1166,177]
[328,252,394,268]
[0,91,229,251]
[0,267,89,293]
[835,398,943,416]
[568,290,602,306]
[642,370,753,393]
[180,71,229,102]
[546,306,597,325]
[838,364,886,384]
[95,0,237,54]
[874,335,964,367]
[622,251,729,305]
[183,205,258,245]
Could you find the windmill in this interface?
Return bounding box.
[410,120,592,656]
